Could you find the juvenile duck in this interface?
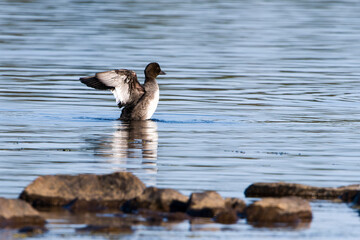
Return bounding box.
[80,62,165,120]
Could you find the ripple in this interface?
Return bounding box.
[1,0,360,239]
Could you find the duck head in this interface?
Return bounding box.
[144,62,166,79]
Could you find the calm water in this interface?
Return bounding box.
[1,0,360,239]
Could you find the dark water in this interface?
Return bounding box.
[1,0,360,239]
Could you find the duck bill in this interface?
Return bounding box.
[159,70,166,75]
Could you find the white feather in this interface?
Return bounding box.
[111,84,130,105]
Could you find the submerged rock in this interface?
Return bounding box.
[245,182,360,200]
[186,191,226,217]
[214,209,238,224]
[245,197,312,226]
[0,198,45,228]
[123,187,188,213]
[19,172,145,210]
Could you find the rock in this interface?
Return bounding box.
[19,172,146,210]
[225,197,246,216]
[123,187,188,213]
[214,209,238,224]
[245,182,360,200]
[0,198,45,228]
[186,191,225,217]
[212,197,245,224]
[76,224,133,234]
[245,197,312,226]
[341,189,360,204]
[340,191,357,203]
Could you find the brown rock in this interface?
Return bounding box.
[214,209,238,224]
[245,197,312,226]
[186,191,225,217]
[123,187,188,213]
[19,172,146,210]
[245,182,360,200]
[0,198,45,228]
[225,197,246,215]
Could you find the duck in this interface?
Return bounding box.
[80,62,165,120]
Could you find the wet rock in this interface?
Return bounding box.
[340,191,357,203]
[123,187,188,213]
[19,172,146,210]
[245,197,312,226]
[214,209,238,224]
[245,182,360,200]
[0,198,45,228]
[186,191,225,217]
[76,224,133,234]
[212,197,245,224]
[225,197,246,216]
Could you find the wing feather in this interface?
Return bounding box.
[79,76,111,90]
[80,69,145,107]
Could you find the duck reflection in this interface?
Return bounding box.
[110,120,158,161]
[88,120,158,179]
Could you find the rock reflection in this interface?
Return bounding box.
[248,221,311,230]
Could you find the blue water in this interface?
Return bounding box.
[1,0,360,239]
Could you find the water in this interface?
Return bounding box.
[1,0,360,239]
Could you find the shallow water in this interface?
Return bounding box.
[1,0,360,239]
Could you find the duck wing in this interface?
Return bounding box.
[80,69,145,108]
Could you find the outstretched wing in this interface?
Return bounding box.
[80,69,145,108]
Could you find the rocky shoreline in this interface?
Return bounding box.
[1,171,359,235]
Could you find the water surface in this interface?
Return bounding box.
[1,0,360,239]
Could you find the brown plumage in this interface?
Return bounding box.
[80,62,165,120]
